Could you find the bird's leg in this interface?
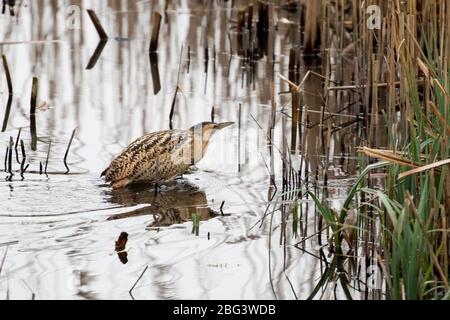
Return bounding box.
[154,182,159,197]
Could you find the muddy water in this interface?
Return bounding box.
[0,1,356,299]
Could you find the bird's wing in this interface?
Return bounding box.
[102,130,190,183]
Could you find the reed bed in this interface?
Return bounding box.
[273,0,450,300]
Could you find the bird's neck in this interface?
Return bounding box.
[190,131,212,162]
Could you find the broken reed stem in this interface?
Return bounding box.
[169,45,184,129]
[14,128,21,163]
[204,46,209,74]
[45,141,51,175]
[1,95,12,132]
[150,12,162,52]
[30,77,38,151]
[4,146,8,173]
[220,200,225,216]
[149,52,161,95]
[7,136,13,180]
[0,245,8,276]
[211,106,215,123]
[1,55,13,132]
[247,4,253,30]
[187,46,191,74]
[238,103,241,172]
[20,139,27,178]
[64,129,76,174]
[2,55,12,94]
[87,9,108,40]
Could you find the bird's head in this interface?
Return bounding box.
[187,121,234,162]
[189,121,234,138]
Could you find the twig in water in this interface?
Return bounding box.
[21,279,35,300]
[7,136,13,180]
[4,145,8,173]
[19,139,27,179]
[0,245,8,276]
[211,106,215,123]
[64,129,76,174]
[14,128,21,163]
[87,9,108,40]
[44,141,51,175]
[187,46,191,74]
[30,77,38,151]
[0,241,18,247]
[129,265,149,300]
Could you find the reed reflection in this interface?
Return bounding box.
[106,180,217,228]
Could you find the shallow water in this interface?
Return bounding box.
[0,0,359,299]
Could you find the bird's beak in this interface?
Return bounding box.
[213,122,234,130]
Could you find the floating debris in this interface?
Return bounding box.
[115,232,128,264]
[115,232,128,252]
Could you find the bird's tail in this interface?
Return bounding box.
[100,166,109,178]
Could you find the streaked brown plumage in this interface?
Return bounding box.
[101,122,233,189]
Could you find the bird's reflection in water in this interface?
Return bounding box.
[106,180,217,228]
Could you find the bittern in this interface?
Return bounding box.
[101,122,233,189]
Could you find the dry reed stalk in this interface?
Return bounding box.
[303,0,321,53]
[30,77,38,151]
[150,12,162,52]
[87,9,108,39]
